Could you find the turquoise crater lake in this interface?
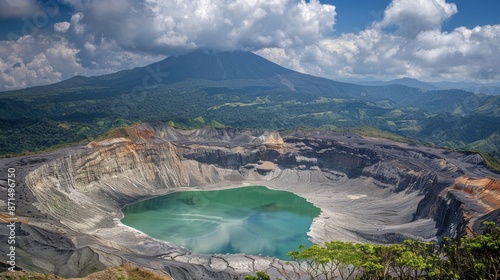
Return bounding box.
[121,186,321,260]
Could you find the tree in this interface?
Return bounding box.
[443,221,500,280]
[358,244,392,280]
[288,242,367,279]
[325,241,363,279]
[288,244,339,279]
[245,271,271,280]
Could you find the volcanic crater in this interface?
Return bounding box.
[1,122,500,279]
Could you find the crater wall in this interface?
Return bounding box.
[2,123,499,279]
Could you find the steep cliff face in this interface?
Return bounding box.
[404,170,500,239]
[5,123,500,279]
[27,141,226,231]
[443,177,500,237]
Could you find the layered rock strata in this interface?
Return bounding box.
[1,122,499,279]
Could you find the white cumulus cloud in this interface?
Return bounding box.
[377,0,457,38]
[68,0,336,54]
[54,21,71,33]
[0,34,84,90]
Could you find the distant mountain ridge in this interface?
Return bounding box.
[349,77,500,95]
[54,50,295,87]
[352,77,439,91]
[2,50,480,112]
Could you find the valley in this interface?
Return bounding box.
[1,51,500,166]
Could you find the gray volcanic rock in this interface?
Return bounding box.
[1,122,499,279]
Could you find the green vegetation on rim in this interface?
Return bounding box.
[467,150,500,171]
[481,152,500,171]
[333,126,411,143]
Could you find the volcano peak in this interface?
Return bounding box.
[151,50,293,82]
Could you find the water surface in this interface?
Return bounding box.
[121,186,320,260]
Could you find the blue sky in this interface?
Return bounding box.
[329,0,500,35]
[0,0,499,91]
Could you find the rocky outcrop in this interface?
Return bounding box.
[1,123,500,279]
